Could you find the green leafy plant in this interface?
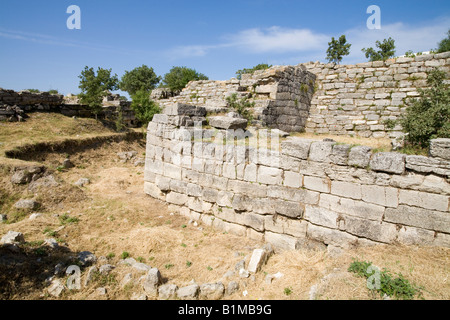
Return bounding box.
[161,66,208,93]
[348,258,422,300]
[326,35,351,64]
[165,264,174,270]
[59,213,79,225]
[186,260,192,268]
[235,63,272,80]
[119,65,161,96]
[130,89,161,125]
[78,66,119,119]
[120,251,130,259]
[362,37,396,61]
[284,287,293,296]
[400,68,450,148]
[437,29,450,53]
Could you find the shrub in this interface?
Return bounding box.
[400,68,450,148]
[226,93,254,123]
[236,63,272,80]
[130,89,161,125]
[362,37,396,61]
[437,29,450,53]
[326,35,351,64]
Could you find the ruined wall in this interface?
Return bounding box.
[0,88,137,126]
[144,105,450,251]
[153,65,316,133]
[303,52,450,139]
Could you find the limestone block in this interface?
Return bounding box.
[257,166,283,185]
[348,146,372,168]
[397,226,436,246]
[309,141,335,163]
[398,189,448,211]
[319,193,385,221]
[144,182,165,201]
[264,215,307,238]
[243,163,258,182]
[166,191,189,206]
[330,144,350,165]
[208,116,248,130]
[330,181,362,200]
[340,215,398,244]
[304,205,339,229]
[281,138,313,160]
[430,138,450,160]
[303,176,330,193]
[283,171,302,188]
[164,163,182,180]
[384,205,450,233]
[265,231,301,252]
[369,152,405,174]
[247,249,267,273]
[361,185,398,208]
[274,199,304,219]
[228,180,267,198]
[202,188,219,203]
[405,155,450,176]
[306,223,359,249]
[164,103,206,116]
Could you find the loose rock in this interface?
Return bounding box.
[1,231,25,244]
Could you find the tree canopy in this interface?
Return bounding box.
[326,35,351,64]
[78,66,119,116]
[437,29,450,53]
[235,63,272,80]
[161,66,208,93]
[362,37,396,62]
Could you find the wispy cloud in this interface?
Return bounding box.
[166,16,450,63]
[0,28,142,55]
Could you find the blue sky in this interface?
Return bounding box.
[0,0,449,97]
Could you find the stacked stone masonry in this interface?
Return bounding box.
[153,53,450,139]
[144,105,450,251]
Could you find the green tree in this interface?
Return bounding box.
[235,63,272,80]
[119,65,161,96]
[362,37,396,61]
[78,66,119,118]
[161,66,208,93]
[226,93,254,124]
[437,29,450,53]
[326,35,351,64]
[400,68,450,148]
[130,89,161,125]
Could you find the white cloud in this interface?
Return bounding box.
[224,26,329,53]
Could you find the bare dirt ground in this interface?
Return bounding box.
[0,115,449,300]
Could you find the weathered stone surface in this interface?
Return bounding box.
[330,181,362,200]
[385,205,450,233]
[99,264,115,275]
[281,138,313,160]
[48,279,65,297]
[1,231,25,244]
[405,155,450,176]
[74,178,90,187]
[226,281,239,295]
[11,170,32,184]
[398,189,448,211]
[370,152,405,174]
[14,199,39,210]
[177,283,200,300]
[199,282,225,300]
[208,116,248,130]
[265,231,301,252]
[303,176,330,193]
[430,138,450,160]
[309,141,335,162]
[330,144,350,165]
[78,251,97,267]
[247,249,267,273]
[257,166,283,185]
[158,283,178,300]
[274,200,304,219]
[143,268,162,295]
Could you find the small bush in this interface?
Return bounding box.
[120,251,130,259]
[226,93,254,124]
[400,68,450,148]
[59,213,79,225]
[130,89,161,125]
[236,63,272,80]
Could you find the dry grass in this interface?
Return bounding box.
[0,115,448,300]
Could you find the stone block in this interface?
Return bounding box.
[330,181,362,200]
[243,163,257,182]
[227,180,267,198]
[304,205,339,229]
[208,116,248,130]
[164,163,182,180]
[202,188,219,203]
[166,191,189,206]
[281,138,313,160]
[384,205,450,233]
[369,152,405,174]
[306,223,359,249]
[340,215,398,244]
[309,141,335,162]
[398,189,448,211]
[361,185,398,208]
[330,144,350,165]
[164,103,206,116]
[405,155,450,176]
[283,171,302,188]
[264,215,307,238]
[257,166,283,185]
[247,249,267,273]
[264,231,301,252]
[319,193,385,221]
[144,182,165,201]
[274,200,304,219]
[348,146,372,168]
[430,138,450,160]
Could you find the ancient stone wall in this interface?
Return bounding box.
[153,65,316,133]
[303,52,450,140]
[144,105,450,251]
[0,88,137,126]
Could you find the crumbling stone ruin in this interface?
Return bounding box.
[146,53,450,251]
